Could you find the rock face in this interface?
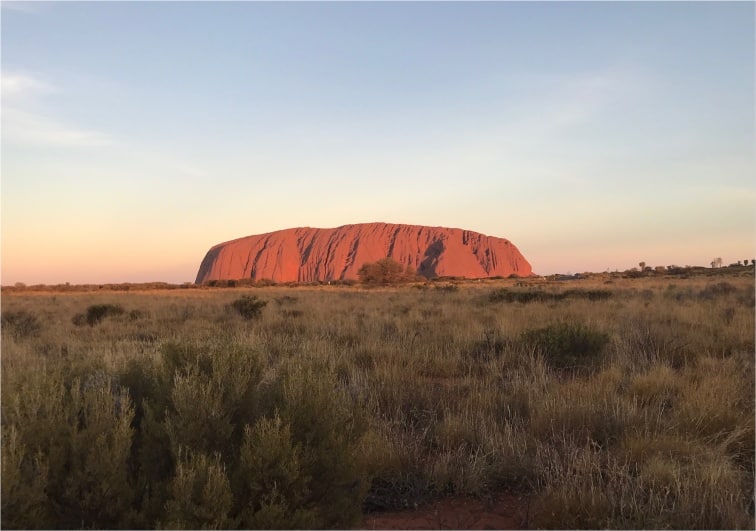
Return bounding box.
[195,223,533,283]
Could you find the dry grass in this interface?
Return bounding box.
[2,272,754,528]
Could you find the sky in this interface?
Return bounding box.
[1,1,754,284]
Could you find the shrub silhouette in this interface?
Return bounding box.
[698,281,737,299]
[72,304,125,326]
[230,296,267,320]
[1,311,42,339]
[521,322,610,371]
[489,289,547,303]
[489,288,611,304]
[358,258,417,286]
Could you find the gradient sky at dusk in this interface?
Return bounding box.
[2,1,754,284]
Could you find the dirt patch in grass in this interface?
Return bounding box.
[360,493,529,530]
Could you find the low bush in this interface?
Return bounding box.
[162,449,234,529]
[234,415,316,528]
[571,289,612,301]
[521,322,610,371]
[1,424,51,529]
[737,286,756,308]
[434,284,459,293]
[488,288,611,304]
[72,304,125,326]
[267,363,370,527]
[464,326,510,361]
[1,310,42,339]
[229,295,267,320]
[2,369,135,529]
[489,289,543,303]
[698,281,737,299]
[1,341,368,529]
[358,258,418,286]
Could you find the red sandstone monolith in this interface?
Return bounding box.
[195,222,532,283]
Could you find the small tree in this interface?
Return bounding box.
[357,258,416,286]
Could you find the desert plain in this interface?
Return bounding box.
[2,267,754,529]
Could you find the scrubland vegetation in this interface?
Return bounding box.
[2,271,754,529]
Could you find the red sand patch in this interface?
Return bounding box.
[359,493,530,530]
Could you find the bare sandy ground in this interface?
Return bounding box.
[359,493,529,530]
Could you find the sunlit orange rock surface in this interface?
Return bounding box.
[195,222,533,283]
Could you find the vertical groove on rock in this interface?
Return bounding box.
[343,236,360,279]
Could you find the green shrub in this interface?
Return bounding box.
[120,342,265,526]
[234,415,316,528]
[160,342,213,382]
[267,363,370,528]
[164,344,263,461]
[521,322,610,371]
[58,377,135,528]
[163,449,233,530]
[165,364,236,458]
[1,425,50,529]
[230,295,267,320]
[2,369,135,529]
[1,310,42,339]
[130,400,173,525]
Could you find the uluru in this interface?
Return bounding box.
[195,222,533,284]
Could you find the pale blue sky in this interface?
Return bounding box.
[2,1,754,284]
